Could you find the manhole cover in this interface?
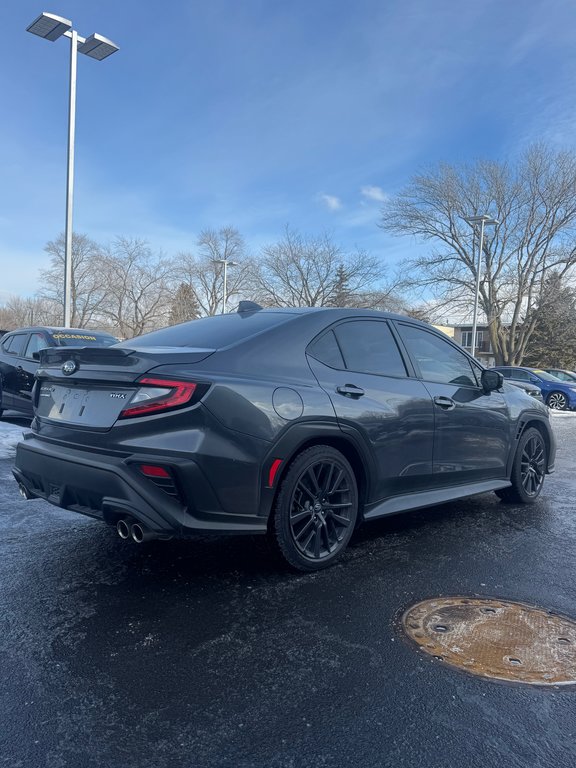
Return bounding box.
[402,597,576,686]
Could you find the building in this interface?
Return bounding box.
[431,320,496,367]
[454,324,495,367]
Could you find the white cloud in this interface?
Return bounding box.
[361,185,388,203]
[318,194,342,211]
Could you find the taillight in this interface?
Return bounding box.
[139,464,171,478]
[119,377,198,419]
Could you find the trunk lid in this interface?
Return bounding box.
[35,345,215,428]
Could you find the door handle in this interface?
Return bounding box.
[336,384,365,398]
[434,395,456,410]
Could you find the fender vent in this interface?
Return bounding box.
[515,420,526,441]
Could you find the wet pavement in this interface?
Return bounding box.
[1,412,575,768]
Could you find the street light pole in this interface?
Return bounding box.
[464,214,499,359]
[64,30,78,328]
[26,13,119,327]
[213,258,239,313]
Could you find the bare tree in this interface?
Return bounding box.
[0,295,61,329]
[251,228,397,308]
[38,233,107,327]
[380,145,576,365]
[173,227,252,316]
[98,237,173,338]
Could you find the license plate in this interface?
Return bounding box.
[36,384,134,427]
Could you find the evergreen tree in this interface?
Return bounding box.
[523,275,576,367]
[331,264,351,306]
[169,283,201,325]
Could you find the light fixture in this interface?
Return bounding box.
[78,33,119,61]
[26,12,71,42]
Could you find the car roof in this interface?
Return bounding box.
[495,366,536,371]
[234,306,421,321]
[3,326,116,335]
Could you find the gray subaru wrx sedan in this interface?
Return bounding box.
[13,305,555,571]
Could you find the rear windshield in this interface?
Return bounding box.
[120,312,295,349]
[51,332,118,347]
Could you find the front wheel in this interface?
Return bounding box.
[271,445,359,571]
[547,391,568,410]
[495,427,547,504]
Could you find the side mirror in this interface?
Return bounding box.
[32,351,40,361]
[481,369,503,394]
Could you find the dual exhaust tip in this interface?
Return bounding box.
[18,483,32,500]
[116,518,162,544]
[17,483,166,544]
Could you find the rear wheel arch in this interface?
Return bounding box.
[263,429,369,525]
[284,435,367,508]
[270,443,360,570]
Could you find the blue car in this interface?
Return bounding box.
[494,366,576,411]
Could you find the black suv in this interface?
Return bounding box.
[13,307,555,571]
[0,326,118,417]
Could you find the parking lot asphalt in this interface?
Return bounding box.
[1,412,575,768]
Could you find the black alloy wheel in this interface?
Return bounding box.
[547,391,568,410]
[272,445,358,571]
[495,427,547,504]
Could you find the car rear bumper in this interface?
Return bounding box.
[13,435,267,536]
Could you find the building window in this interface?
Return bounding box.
[461,330,483,348]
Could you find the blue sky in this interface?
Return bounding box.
[2,0,576,300]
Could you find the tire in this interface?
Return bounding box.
[547,391,568,410]
[271,445,359,571]
[495,427,547,504]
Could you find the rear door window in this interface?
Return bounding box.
[307,330,345,369]
[334,320,407,377]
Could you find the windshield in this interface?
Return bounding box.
[532,369,568,382]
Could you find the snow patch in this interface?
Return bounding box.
[0,421,30,459]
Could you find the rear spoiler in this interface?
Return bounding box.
[39,346,134,366]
